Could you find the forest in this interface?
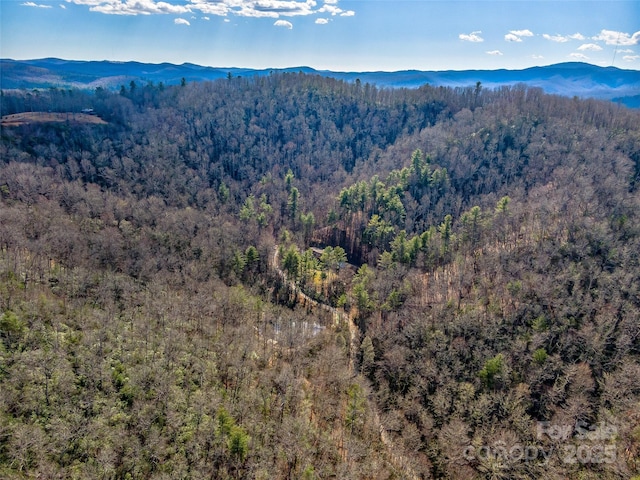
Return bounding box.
[1,73,640,479]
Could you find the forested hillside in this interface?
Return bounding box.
[1,74,639,479]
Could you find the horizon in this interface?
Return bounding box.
[1,1,639,72]
[3,58,639,75]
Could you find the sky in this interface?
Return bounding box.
[1,0,639,72]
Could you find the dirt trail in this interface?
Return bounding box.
[272,245,420,479]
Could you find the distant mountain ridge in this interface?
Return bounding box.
[2,58,639,106]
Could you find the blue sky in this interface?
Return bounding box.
[2,0,639,71]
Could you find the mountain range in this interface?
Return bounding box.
[2,58,640,107]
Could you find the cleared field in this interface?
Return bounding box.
[1,111,108,126]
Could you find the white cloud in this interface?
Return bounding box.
[201,15,209,19]
[623,55,640,62]
[531,54,544,60]
[318,3,352,16]
[175,17,190,25]
[60,3,66,7]
[510,29,533,37]
[541,32,585,43]
[459,31,483,43]
[543,33,570,43]
[318,4,338,14]
[315,17,328,24]
[22,1,53,7]
[71,0,192,16]
[504,29,533,42]
[66,0,353,19]
[592,29,640,46]
[569,53,589,60]
[618,49,634,53]
[244,0,316,18]
[189,0,228,16]
[486,50,503,56]
[274,19,292,28]
[577,43,602,51]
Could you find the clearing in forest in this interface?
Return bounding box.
[1,111,108,126]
